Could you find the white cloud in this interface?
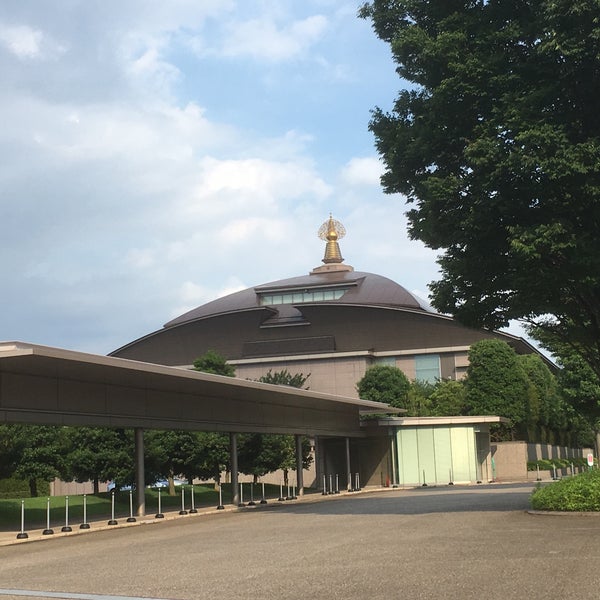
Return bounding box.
[340,157,383,186]
[0,24,66,60]
[221,14,328,62]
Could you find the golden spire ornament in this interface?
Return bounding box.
[318,214,346,264]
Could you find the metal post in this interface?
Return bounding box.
[345,437,352,492]
[179,486,188,515]
[278,481,285,501]
[127,490,136,522]
[80,494,90,529]
[295,434,304,497]
[329,474,333,495]
[61,495,72,532]
[230,433,239,507]
[155,488,164,519]
[322,474,327,496]
[248,483,256,506]
[190,485,198,513]
[260,482,267,504]
[108,491,118,525]
[43,497,54,535]
[16,500,28,539]
[422,470,428,487]
[134,427,145,517]
[217,485,224,510]
[238,483,245,508]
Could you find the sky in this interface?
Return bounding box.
[0,0,525,356]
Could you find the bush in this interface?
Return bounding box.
[531,469,600,511]
[0,477,49,499]
[527,457,589,471]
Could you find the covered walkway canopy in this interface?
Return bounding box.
[0,342,393,513]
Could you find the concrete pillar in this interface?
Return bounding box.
[230,433,239,506]
[295,434,304,497]
[345,437,352,491]
[390,433,398,487]
[134,427,145,516]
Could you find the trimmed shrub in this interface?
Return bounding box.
[531,469,600,511]
[0,477,50,499]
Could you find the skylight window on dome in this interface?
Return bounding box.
[259,287,348,306]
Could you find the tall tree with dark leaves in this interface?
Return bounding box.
[360,0,600,378]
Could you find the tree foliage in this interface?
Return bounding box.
[65,427,134,494]
[238,370,313,483]
[257,369,310,389]
[360,0,600,379]
[357,365,410,409]
[192,349,236,377]
[465,340,529,439]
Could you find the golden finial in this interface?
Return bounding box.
[318,214,346,264]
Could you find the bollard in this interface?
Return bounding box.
[108,491,118,525]
[571,462,574,477]
[248,483,256,506]
[448,468,454,486]
[335,474,340,494]
[127,490,136,522]
[260,482,268,505]
[155,488,164,519]
[61,495,73,532]
[238,483,245,508]
[189,485,198,513]
[278,482,285,502]
[322,474,327,496]
[80,494,90,529]
[329,474,333,495]
[43,497,54,535]
[355,472,361,491]
[16,500,28,539]
[292,484,297,500]
[552,465,558,481]
[216,484,224,510]
[536,465,542,481]
[179,486,188,515]
[422,470,428,487]
[286,483,291,501]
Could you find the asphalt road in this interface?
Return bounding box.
[1,483,599,600]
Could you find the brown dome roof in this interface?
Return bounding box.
[164,270,433,329]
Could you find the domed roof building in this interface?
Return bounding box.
[111,216,541,399]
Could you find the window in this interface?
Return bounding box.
[414,354,440,384]
[259,287,348,306]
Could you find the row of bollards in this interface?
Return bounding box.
[17,483,300,539]
[321,473,361,495]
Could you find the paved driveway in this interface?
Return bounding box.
[1,483,599,600]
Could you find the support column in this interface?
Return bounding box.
[230,433,239,507]
[390,433,398,487]
[295,434,304,497]
[345,437,352,492]
[134,427,145,516]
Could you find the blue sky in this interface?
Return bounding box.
[1,0,524,357]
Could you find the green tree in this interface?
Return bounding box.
[257,369,310,389]
[11,426,68,497]
[356,365,410,409]
[192,349,235,376]
[360,0,600,379]
[145,430,203,495]
[406,380,435,416]
[429,380,467,417]
[465,340,528,440]
[238,370,313,485]
[191,349,234,484]
[64,427,134,494]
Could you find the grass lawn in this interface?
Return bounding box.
[0,483,285,532]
